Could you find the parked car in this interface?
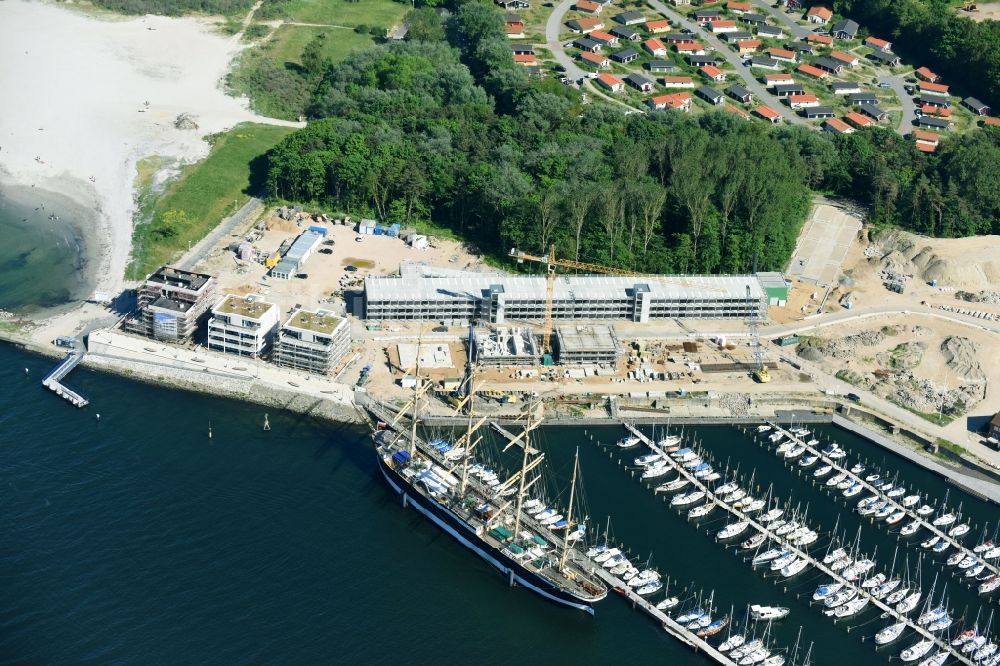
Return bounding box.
[878,82,891,89]
[345,265,358,272]
[355,235,364,242]
[846,393,862,403]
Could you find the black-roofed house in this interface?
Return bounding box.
[511,44,535,54]
[614,10,645,24]
[831,19,859,39]
[663,32,694,44]
[756,25,783,38]
[963,97,991,116]
[787,42,815,55]
[859,104,888,121]
[849,92,878,106]
[722,31,754,42]
[687,54,718,66]
[693,9,722,22]
[574,37,602,52]
[868,50,901,67]
[740,12,767,25]
[748,56,780,70]
[831,81,861,95]
[916,115,950,130]
[610,25,641,41]
[611,47,640,63]
[814,57,845,75]
[918,94,951,108]
[696,85,725,105]
[773,83,805,97]
[726,83,753,103]
[626,72,655,92]
[646,59,677,73]
[803,106,835,119]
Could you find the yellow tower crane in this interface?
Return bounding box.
[508,245,728,358]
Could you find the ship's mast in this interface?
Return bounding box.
[512,423,532,539]
[560,447,580,572]
[460,369,476,495]
[408,332,423,456]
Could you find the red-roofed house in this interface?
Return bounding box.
[644,38,668,56]
[711,19,738,33]
[769,47,797,62]
[513,53,538,66]
[506,16,526,38]
[787,94,819,109]
[805,6,832,23]
[728,1,752,12]
[915,67,940,83]
[983,117,1000,127]
[915,142,936,153]
[754,105,782,123]
[797,63,828,79]
[596,73,625,93]
[661,75,695,88]
[567,17,604,33]
[913,129,939,145]
[845,111,873,128]
[644,19,671,33]
[806,33,833,45]
[920,104,952,118]
[830,51,859,67]
[675,42,706,55]
[700,65,726,81]
[575,0,603,13]
[919,81,949,96]
[589,30,619,46]
[764,72,794,87]
[647,92,692,111]
[726,104,751,120]
[578,51,610,68]
[824,118,854,135]
[736,39,761,54]
[865,36,892,52]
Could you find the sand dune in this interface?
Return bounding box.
[0,0,300,297]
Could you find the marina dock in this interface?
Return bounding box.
[42,351,89,408]
[760,422,1000,581]
[620,423,979,666]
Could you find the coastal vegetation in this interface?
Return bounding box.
[834,0,1000,107]
[128,123,294,279]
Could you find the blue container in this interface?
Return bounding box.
[308,225,327,237]
[373,226,385,236]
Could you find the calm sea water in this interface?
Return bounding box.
[1,343,996,664]
[0,184,93,314]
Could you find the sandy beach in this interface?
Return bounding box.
[0,0,299,300]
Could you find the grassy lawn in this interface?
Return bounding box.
[127,123,296,279]
[278,0,408,28]
[269,24,374,65]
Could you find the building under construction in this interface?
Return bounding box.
[364,266,769,324]
[475,327,540,366]
[124,266,216,343]
[273,308,352,374]
[555,325,623,366]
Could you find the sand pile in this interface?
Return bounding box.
[940,336,985,382]
[876,229,1000,289]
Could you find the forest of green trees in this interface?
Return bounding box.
[833,0,1000,108]
[264,1,1000,274]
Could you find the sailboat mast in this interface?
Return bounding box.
[512,423,533,538]
[408,334,423,456]
[560,447,580,571]
[460,370,476,495]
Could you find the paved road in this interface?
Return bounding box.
[750,0,809,38]
[877,74,917,135]
[545,0,587,81]
[177,196,264,271]
[645,0,806,125]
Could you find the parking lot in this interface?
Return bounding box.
[786,203,862,285]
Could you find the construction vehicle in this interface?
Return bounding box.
[746,284,771,383]
[508,245,726,360]
[962,3,978,11]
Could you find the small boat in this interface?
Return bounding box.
[814,465,833,478]
[657,434,682,448]
[781,558,809,578]
[864,473,880,483]
[742,533,766,550]
[656,478,689,493]
[768,432,785,443]
[593,547,620,563]
[656,596,680,610]
[861,573,886,589]
[886,510,906,525]
[753,548,785,567]
[920,535,940,549]
[813,582,843,601]
[980,575,1000,595]
[900,640,934,662]
[952,629,977,647]
[965,562,986,578]
[634,453,663,467]
[932,540,950,554]
[715,482,739,495]
[757,425,772,433]
[697,616,729,637]
[688,503,715,519]
[641,465,673,479]
[770,552,796,572]
[974,539,995,554]
[637,580,663,596]
[917,606,948,627]
[949,523,970,538]
[826,473,847,488]
[761,508,783,523]
[823,548,847,565]
[932,512,957,527]
[833,597,869,618]
[672,490,706,507]
[875,622,906,645]
[947,552,965,567]
[719,634,746,652]
[896,591,922,614]
[886,487,906,498]
[825,587,859,609]
[900,520,922,537]
[718,521,750,540]
[916,505,935,516]
[850,463,866,474]
[750,605,789,621]
[974,643,998,661]
[798,454,819,468]
[843,484,864,498]
[873,579,901,599]
[617,436,641,449]
[901,494,920,508]
[917,653,948,666]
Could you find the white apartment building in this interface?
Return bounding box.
[273,308,352,374]
[207,294,279,358]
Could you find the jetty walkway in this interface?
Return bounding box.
[42,351,88,408]
[620,423,976,666]
[761,422,1000,581]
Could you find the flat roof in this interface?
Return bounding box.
[149,295,192,313]
[285,308,344,334]
[557,325,620,353]
[286,231,323,263]
[366,267,767,303]
[214,294,276,320]
[757,272,787,290]
[149,266,212,291]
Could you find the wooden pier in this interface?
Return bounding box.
[42,351,89,408]
[620,423,977,666]
[761,422,1000,581]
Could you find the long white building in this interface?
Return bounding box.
[364,264,776,323]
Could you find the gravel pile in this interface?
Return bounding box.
[956,290,1000,305]
[719,392,751,417]
[940,336,985,382]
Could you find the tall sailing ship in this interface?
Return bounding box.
[368,368,608,613]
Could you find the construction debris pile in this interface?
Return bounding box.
[940,336,985,382]
[955,290,1000,305]
[718,392,752,417]
[876,342,925,371]
[795,329,885,362]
